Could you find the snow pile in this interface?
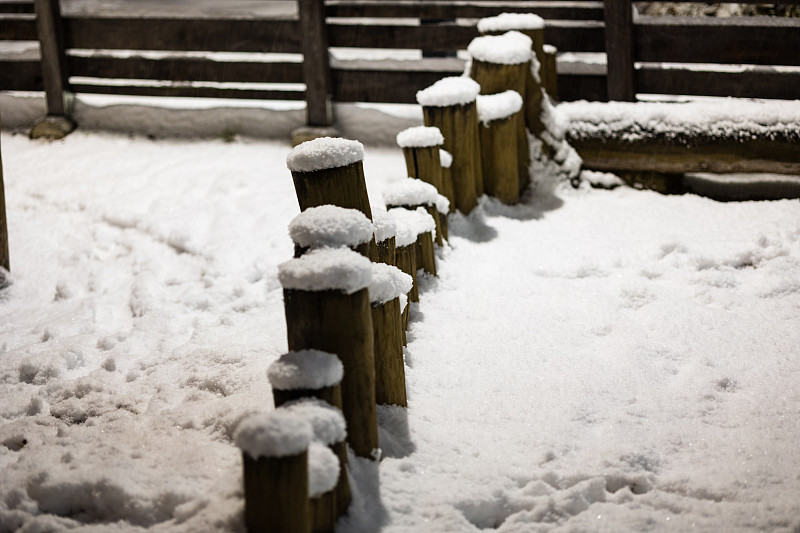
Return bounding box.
[543,43,557,54]
[476,90,524,125]
[286,137,364,173]
[416,77,481,108]
[468,32,533,65]
[383,178,439,207]
[369,263,414,305]
[439,149,453,168]
[288,205,374,249]
[267,351,343,391]
[561,99,800,143]
[396,126,444,148]
[388,207,437,248]
[477,12,545,33]
[282,398,346,445]
[372,207,398,243]
[234,411,312,459]
[435,195,450,215]
[307,442,340,498]
[278,247,372,294]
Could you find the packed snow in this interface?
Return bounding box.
[476,90,524,125]
[435,195,450,215]
[288,205,374,249]
[416,77,481,108]
[477,12,545,33]
[388,207,437,248]
[307,443,340,498]
[371,208,398,243]
[1,126,799,533]
[286,137,365,173]
[383,178,440,208]
[468,32,533,66]
[439,149,453,168]
[395,126,444,149]
[267,351,344,392]
[368,263,413,306]
[234,411,312,459]
[282,398,347,446]
[277,247,372,294]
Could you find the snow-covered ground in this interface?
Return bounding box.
[1,129,799,533]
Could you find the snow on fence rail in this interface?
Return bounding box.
[2,0,799,133]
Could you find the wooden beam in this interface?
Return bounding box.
[636,66,800,101]
[70,84,305,101]
[0,113,8,274]
[325,0,605,21]
[603,0,635,101]
[34,0,69,116]
[0,1,35,14]
[0,59,43,90]
[0,14,37,40]
[299,0,333,126]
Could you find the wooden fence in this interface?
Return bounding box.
[1,0,799,126]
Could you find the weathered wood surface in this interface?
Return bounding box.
[604,0,635,101]
[0,117,8,274]
[243,452,311,533]
[325,0,605,21]
[0,13,36,39]
[402,145,443,193]
[300,0,333,126]
[0,59,42,91]
[291,162,374,221]
[272,384,344,411]
[311,490,336,533]
[479,115,520,204]
[372,298,407,407]
[284,288,379,459]
[34,0,69,116]
[395,244,418,302]
[416,231,437,276]
[376,236,396,266]
[70,83,305,101]
[331,439,351,515]
[543,46,558,100]
[0,1,34,14]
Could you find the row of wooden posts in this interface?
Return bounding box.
[233,13,559,533]
[0,113,9,289]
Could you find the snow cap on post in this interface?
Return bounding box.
[286,137,364,173]
[278,247,372,294]
[477,12,545,33]
[235,410,313,459]
[435,194,450,215]
[372,208,398,243]
[308,442,340,498]
[477,90,524,125]
[369,263,414,305]
[282,397,347,445]
[396,126,445,148]
[288,205,374,249]
[268,350,344,391]
[383,178,440,207]
[416,77,481,108]
[439,149,453,169]
[468,32,532,65]
[389,207,437,248]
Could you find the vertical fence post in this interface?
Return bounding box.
[0,114,8,280]
[299,0,333,127]
[604,0,636,101]
[32,0,75,138]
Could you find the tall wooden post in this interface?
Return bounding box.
[543,44,559,101]
[604,0,636,101]
[299,0,333,126]
[0,113,9,279]
[476,91,524,204]
[31,0,75,139]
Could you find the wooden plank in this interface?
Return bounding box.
[0,59,42,90]
[0,113,8,274]
[325,0,605,21]
[34,0,69,116]
[70,83,305,100]
[557,72,607,101]
[637,66,800,101]
[299,0,333,126]
[63,17,301,53]
[543,20,605,53]
[604,0,635,100]
[0,14,37,39]
[67,56,303,83]
[0,1,34,14]
[636,16,800,66]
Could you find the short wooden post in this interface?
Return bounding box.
[604,0,636,101]
[235,411,313,533]
[468,32,532,192]
[268,350,344,411]
[435,195,449,241]
[397,126,445,194]
[298,0,333,126]
[384,178,445,247]
[0,114,9,280]
[369,263,412,407]
[477,91,524,204]
[439,149,456,213]
[307,443,340,533]
[543,44,559,101]
[417,77,482,214]
[279,248,379,459]
[389,214,418,335]
[389,207,436,277]
[289,205,374,258]
[372,209,397,266]
[282,398,351,522]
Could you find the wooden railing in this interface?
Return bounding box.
[1,0,799,126]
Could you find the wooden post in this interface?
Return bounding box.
[373,209,398,266]
[307,443,340,533]
[418,77,482,214]
[279,248,378,459]
[0,113,8,279]
[416,231,436,276]
[268,350,345,411]
[397,126,445,195]
[235,412,313,533]
[389,207,437,277]
[289,205,374,259]
[543,44,559,101]
[394,243,416,335]
[384,178,444,247]
[298,0,333,126]
[476,91,524,204]
[439,149,456,213]
[604,0,636,101]
[435,195,449,242]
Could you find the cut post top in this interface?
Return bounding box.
[468,31,533,65]
[369,262,413,306]
[268,350,344,392]
[477,12,545,33]
[289,205,374,249]
[372,208,398,243]
[396,126,444,148]
[416,77,481,108]
[278,247,372,294]
[235,410,312,459]
[287,137,364,173]
[477,90,524,125]
[282,397,347,446]
[383,178,440,208]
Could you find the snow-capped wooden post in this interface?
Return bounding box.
[435,195,449,242]
[543,44,559,100]
[468,32,533,193]
[384,178,445,247]
[396,126,445,195]
[369,263,413,407]
[0,116,8,278]
[268,350,344,411]
[279,248,379,459]
[373,209,398,266]
[282,398,351,523]
[287,137,377,259]
[390,207,437,277]
[476,91,524,204]
[417,77,482,214]
[439,149,455,213]
[288,205,374,259]
[235,411,313,533]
